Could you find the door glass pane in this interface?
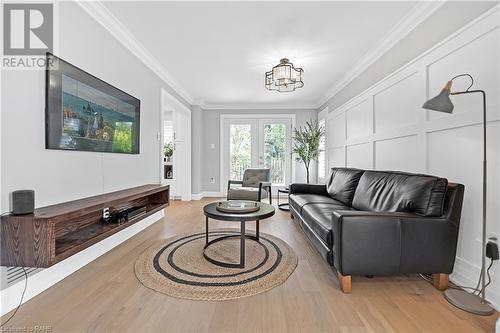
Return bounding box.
[229,124,252,181]
[263,123,286,185]
[318,118,326,181]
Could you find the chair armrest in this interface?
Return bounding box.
[331,210,458,275]
[259,181,272,189]
[228,180,243,190]
[257,182,272,201]
[289,183,327,195]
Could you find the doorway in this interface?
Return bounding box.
[160,88,191,200]
[221,115,294,195]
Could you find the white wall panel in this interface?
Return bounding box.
[374,135,418,172]
[428,28,500,121]
[329,147,345,169]
[346,143,372,169]
[374,72,420,133]
[324,8,500,308]
[329,113,345,148]
[346,99,371,140]
[428,125,488,264]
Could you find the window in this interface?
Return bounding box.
[318,118,326,183]
[163,120,173,143]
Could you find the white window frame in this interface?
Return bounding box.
[317,107,328,184]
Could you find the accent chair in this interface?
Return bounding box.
[227,168,272,204]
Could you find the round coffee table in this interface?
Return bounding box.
[203,201,275,268]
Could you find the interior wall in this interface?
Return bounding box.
[195,108,318,194]
[324,6,500,308]
[1,1,188,211]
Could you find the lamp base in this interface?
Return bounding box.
[444,289,494,316]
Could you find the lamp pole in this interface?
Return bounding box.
[451,89,487,302]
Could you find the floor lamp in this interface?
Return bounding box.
[422,73,494,316]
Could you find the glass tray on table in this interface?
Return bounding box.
[215,200,260,214]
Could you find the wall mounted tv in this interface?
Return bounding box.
[46,53,140,154]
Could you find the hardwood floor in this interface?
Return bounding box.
[2,198,498,332]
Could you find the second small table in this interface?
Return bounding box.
[277,188,290,211]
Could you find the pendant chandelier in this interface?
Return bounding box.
[265,58,304,92]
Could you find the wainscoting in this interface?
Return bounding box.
[325,6,500,308]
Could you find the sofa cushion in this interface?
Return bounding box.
[289,194,338,214]
[301,203,353,247]
[352,171,448,217]
[326,168,365,206]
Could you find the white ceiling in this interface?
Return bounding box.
[103,1,419,109]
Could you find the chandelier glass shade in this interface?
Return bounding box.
[265,58,304,92]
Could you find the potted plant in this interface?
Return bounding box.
[164,142,173,163]
[292,119,325,184]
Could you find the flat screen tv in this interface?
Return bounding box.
[45,53,140,154]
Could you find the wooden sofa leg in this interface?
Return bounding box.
[337,273,352,293]
[432,273,448,290]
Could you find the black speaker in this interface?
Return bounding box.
[12,190,35,215]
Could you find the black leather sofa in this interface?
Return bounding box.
[289,168,464,293]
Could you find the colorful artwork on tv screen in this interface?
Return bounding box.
[61,75,136,153]
[46,53,140,154]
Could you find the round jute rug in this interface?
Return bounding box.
[134,229,297,301]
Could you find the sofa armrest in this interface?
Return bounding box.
[289,183,328,195]
[332,210,459,276]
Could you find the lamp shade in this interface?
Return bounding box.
[422,81,454,113]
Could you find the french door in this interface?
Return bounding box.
[222,116,292,195]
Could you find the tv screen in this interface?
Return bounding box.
[45,53,140,154]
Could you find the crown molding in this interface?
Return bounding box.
[317,1,446,109]
[76,1,194,105]
[199,102,318,111]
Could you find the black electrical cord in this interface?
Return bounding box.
[417,258,495,295]
[475,258,494,296]
[418,273,480,292]
[0,266,28,328]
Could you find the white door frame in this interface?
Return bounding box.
[160,88,191,200]
[219,114,296,195]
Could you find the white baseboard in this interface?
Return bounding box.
[191,193,203,200]
[190,191,223,199]
[203,191,223,197]
[450,256,500,311]
[0,210,164,317]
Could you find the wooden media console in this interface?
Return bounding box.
[1,184,169,267]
